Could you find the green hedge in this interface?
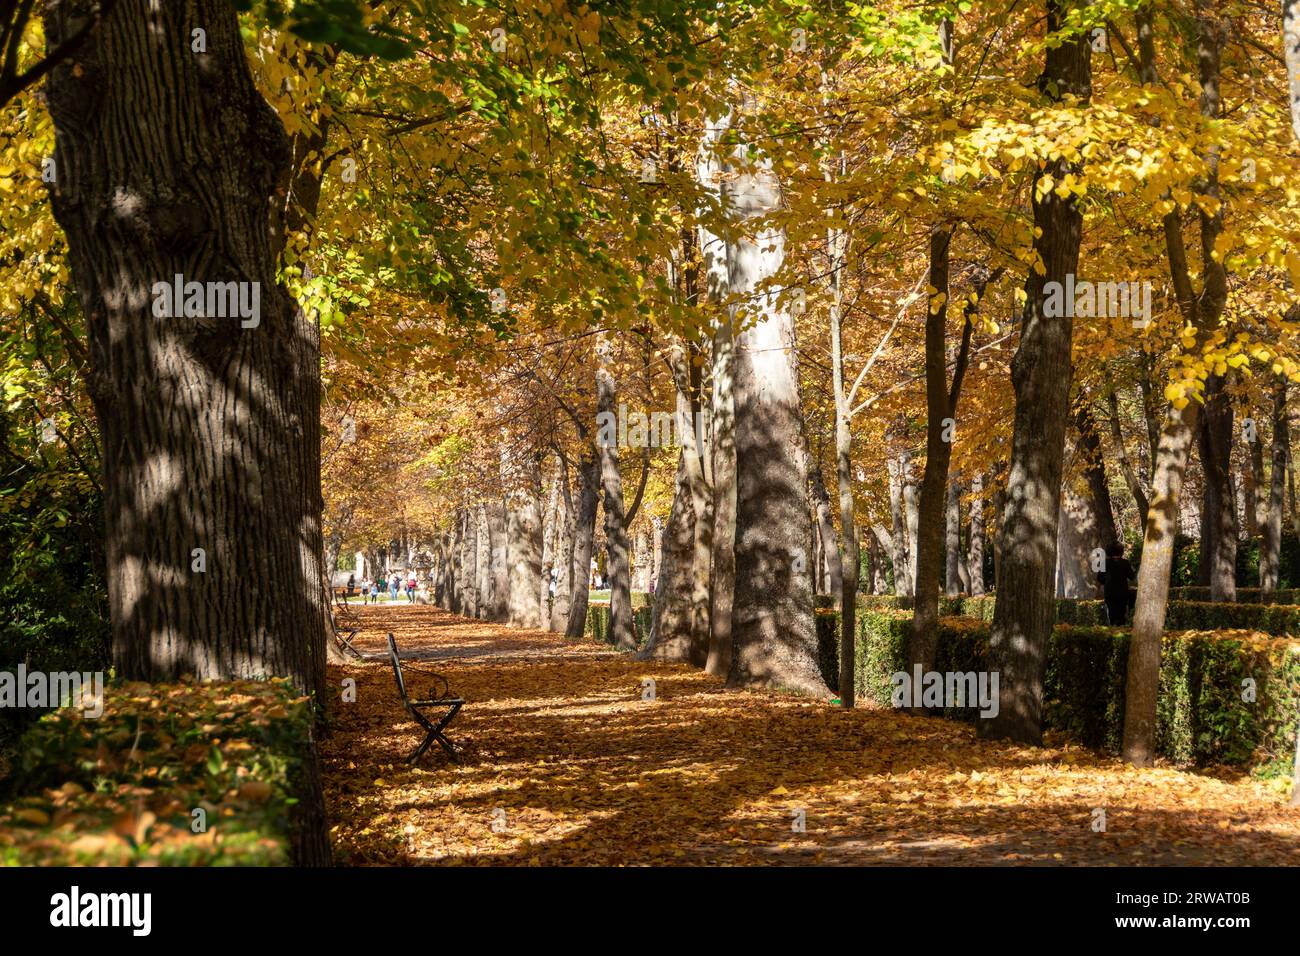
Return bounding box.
[585,603,653,646]
[858,594,1300,637]
[815,610,1300,772]
[1169,586,1300,605]
[0,678,317,865]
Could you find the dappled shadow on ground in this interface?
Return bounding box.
[320,606,1300,866]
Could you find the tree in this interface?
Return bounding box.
[981,2,1091,745]
[42,0,327,699]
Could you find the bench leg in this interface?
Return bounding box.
[407,702,463,764]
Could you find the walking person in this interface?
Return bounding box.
[389,574,400,602]
[370,580,379,604]
[407,573,417,603]
[1095,542,1136,625]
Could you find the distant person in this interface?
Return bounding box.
[407,574,417,603]
[1096,543,1136,625]
[389,575,400,602]
[346,573,355,602]
[370,581,379,603]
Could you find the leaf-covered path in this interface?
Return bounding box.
[321,606,1300,865]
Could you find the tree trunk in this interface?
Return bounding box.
[888,453,913,596]
[488,500,509,620]
[1123,2,1228,765]
[641,446,697,660]
[1197,374,1238,601]
[724,136,828,697]
[968,474,985,596]
[1076,403,1118,550]
[506,488,544,629]
[476,506,491,618]
[43,0,328,697]
[706,315,737,675]
[1261,381,1288,592]
[564,452,600,638]
[981,2,1090,745]
[549,473,573,630]
[945,477,963,596]
[596,336,636,651]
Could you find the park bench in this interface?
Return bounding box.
[386,633,464,764]
[331,589,364,660]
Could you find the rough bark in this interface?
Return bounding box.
[506,488,544,629]
[487,500,509,621]
[981,3,1090,745]
[968,473,986,596]
[1123,2,1229,765]
[1261,381,1288,592]
[1197,374,1238,601]
[564,452,600,638]
[725,137,828,697]
[945,477,963,596]
[596,336,636,651]
[43,0,327,697]
[641,446,697,660]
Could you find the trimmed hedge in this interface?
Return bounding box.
[0,678,317,865]
[1169,586,1300,605]
[858,594,1300,637]
[815,609,1300,772]
[585,602,653,645]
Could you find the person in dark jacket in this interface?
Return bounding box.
[1096,542,1136,625]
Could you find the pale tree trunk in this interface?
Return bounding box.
[488,500,509,620]
[706,321,737,676]
[1055,483,1103,599]
[633,526,650,590]
[829,274,858,706]
[981,3,1090,745]
[596,335,636,650]
[476,506,491,618]
[808,451,842,600]
[461,509,478,617]
[641,445,697,660]
[1124,3,1228,765]
[1261,380,1288,592]
[888,454,913,596]
[539,475,558,619]
[549,468,573,630]
[902,451,920,595]
[564,452,599,638]
[43,0,327,702]
[724,132,828,696]
[450,511,466,615]
[945,478,962,597]
[507,486,544,629]
[968,473,986,595]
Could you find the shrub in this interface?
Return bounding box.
[585,603,653,646]
[0,678,318,865]
[815,610,1300,773]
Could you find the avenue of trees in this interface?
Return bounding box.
[5,0,1300,774]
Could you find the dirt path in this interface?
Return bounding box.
[320,605,1300,865]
